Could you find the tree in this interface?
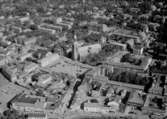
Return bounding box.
[91,80,102,91]
[3,109,26,119]
[140,1,152,14]
[158,21,167,44]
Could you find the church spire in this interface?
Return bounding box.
[72,33,79,61]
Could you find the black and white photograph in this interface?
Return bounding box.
[0,0,166,119]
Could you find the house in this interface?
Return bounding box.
[38,23,63,34]
[15,35,37,46]
[56,17,74,29]
[88,23,103,33]
[149,78,163,95]
[142,94,166,114]
[19,16,30,23]
[22,61,39,73]
[0,74,10,113]
[107,97,120,112]
[24,37,37,46]
[32,49,48,60]
[164,85,167,96]
[0,82,27,113]
[26,112,47,119]
[32,72,52,87]
[133,45,144,55]
[84,103,110,114]
[0,55,7,66]
[108,41,127,50]
[19,52,32,62]
[1,64,18,82]
[127,90,146,107]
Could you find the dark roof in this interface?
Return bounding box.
[12,94,39,104]
[27,112,46,117]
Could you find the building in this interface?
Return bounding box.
[71,33,102,61]
[78,44,101,60]
[149,78,163,95]
[0,82,27,113]
[107,98,120,112]
[32,49,48,60]
[127,90,146,107]
[0,55,7,66]
[24,37,37,46]
[133,46,144,55]
[107,33,144,55]
[164,85,167,96]
[40,53,60,67]
[15,35,37,46]
[56,17,74,28]
[11,94,46,113]
[84,66,114,79]
[0,74,10,113]
[19,16,30,23]
[25,112,47,119]
[142,94,166,114]
[105,51,152,73]
[19,52,32,62]
[57,21,73,30]
[108,42,127,51]
[32,72,52,87]
[1,60,38,82]
[88,23,103,33]
[1,65,18,82]
[38,23,63,34]
[22,61,39,73]
[84,103,110,114]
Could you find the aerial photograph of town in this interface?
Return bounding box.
[0,0,166,119]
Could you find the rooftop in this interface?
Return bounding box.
[0,73,9,87]
[128,90,146,106]
[144,94,166,111]
[0,83,27,113]
[105,51,152,71]
[12,94,40,104]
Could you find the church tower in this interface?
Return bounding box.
[72,34,79,61]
